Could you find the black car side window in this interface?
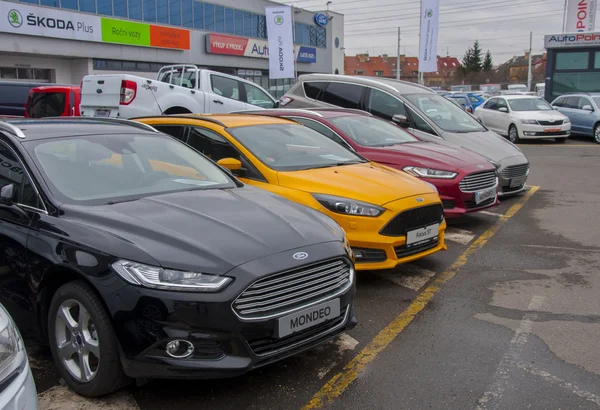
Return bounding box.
[303,82,327,100]
[367,89,407,121]
[154,125,187,141]
[484,99,498,110]
[553,97,565,107]
[289,117,354,150]
[187,127,265,181]
[321,83,365,109]
[407,108,437,136]
[0,141,39,209]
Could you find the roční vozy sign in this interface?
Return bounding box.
[0,2,190,49]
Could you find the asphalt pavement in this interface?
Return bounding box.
[29,136,600,410]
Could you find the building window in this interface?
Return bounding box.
[258,15,266,38]
[204,3,214,31]
[61,0,78,10]
[355,70,364,75]
[40,0,59,7]
[556,52,589,70]
[79,0,96,13]
[97,0,112,15]
[374,71,384,76]
[234,9,243,35]
[93,59,168,73]
[113,0,127,17]
[143,0,156,22]
[193,1,203,28]
[243,11,252,37]
[553,72,600,96]
[169,0,181,25]
[128,0,142,20]
[181,0,192,27]
[1,67,52,81]
[214,5,224,33]
[594,52,600,69]
[225,8,234,34]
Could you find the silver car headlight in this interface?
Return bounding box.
[312,194,384,217]
[563,117,570,124]
[0,305,26,384]
[112,260,232,292]
[520,119,538,124]
[403,166,457,179]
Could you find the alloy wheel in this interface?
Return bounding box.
[509,126,518,143]
[54,299,100,382]
[595,126,600,144]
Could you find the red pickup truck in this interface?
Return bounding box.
[25,85,80,118]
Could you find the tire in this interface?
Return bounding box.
[555,138,567,143]
[594,124,600,144]
[48,281,129,397]
[508,124,521,143]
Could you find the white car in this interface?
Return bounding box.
[0,304,38,410]
[474,95,571,143]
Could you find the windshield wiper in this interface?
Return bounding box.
[105,198,140,205]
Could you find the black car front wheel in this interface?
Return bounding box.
[48,281,129,397]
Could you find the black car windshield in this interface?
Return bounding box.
[228,123,366,171]
[508,98,553,111]
[329,115,418,147]
[403,94,486,133]
[26,133,235,205]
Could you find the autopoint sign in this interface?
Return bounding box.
[0,2,190,50]
[566,0,597,32]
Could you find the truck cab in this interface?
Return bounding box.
[25,85,80,118]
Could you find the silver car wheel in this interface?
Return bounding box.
[509,126,519,143]
[594,125,600,144]
[55,299,100,383]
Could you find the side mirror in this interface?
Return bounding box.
[0,184,14,206]
[217,158,242,172]
[498,107,509,113]
[582,105,594,112]
[392,114,410,128]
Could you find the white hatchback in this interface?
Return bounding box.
[475,95,571,143]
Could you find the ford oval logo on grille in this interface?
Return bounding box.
[416,197,424,202]
[293,252,308,260]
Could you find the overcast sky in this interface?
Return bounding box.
[279,0,581,66]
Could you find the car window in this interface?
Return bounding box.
[454,96,468,107]
[303,82,327,100]
[160,69,198,88]
[404,94,486,133]
[228,123,366,171]
[321,83,365,109]
[289,117,353,150]
[244,82,275,108]
[552,97,565,107]
[407,108,437,135]
[187,127,264,181]
[0,141,40,209]
[27,134,236,206]
[211,75,241,101]
[507,98,553,111]
[469,96,480,103]
[578,97,593,109]
[484,98,498,110]
[27,92,67,118]
[565,97,581,109]
[330,115,418,146]
[153,125,187,141]
[496,99,508,110]
[367,89,407,121]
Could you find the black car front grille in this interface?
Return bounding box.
[464,197,496,210]
[395,240,439,259]
[531,131,568,136]
[537,120,564,126]
[502,184,526,193]
[459,170,497,192]
[501,164,529,179]
[351,248,387,262]
[248,307,348,356]
[442,199,456,209]
[233,259,352,320]
[380,204,444,237]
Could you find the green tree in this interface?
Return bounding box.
[483,50,493,71]
[470,40,483,72]
[462,47,473,71]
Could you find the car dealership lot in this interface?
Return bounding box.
[29,137,600,409]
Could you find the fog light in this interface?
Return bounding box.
[165,339,195,358]
[524,131,536,136]
[354,250,364,259]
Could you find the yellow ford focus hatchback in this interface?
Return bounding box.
[135,114,447,270]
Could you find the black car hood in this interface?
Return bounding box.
[60,187,341,274]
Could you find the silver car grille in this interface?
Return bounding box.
[233,259,352,320]
[459,170,497,192]
[501,164,529,179]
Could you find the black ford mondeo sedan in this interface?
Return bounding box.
[0,118,356,397]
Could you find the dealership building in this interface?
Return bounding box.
[0,0,344,97]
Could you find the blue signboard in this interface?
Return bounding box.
[314,13,328,27]
[297,46,317,63]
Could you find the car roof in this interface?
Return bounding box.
[232,108,372,120]
[0,118,160,141]
[136,113,298,128]
[30,85,80,92]
[296,74,434,94]
[498,95,543,100]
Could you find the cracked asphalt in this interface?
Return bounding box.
[28,136,600,410]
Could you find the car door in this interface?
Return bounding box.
[365,88,408,122]
[575,96,596,135]
[242,81,277,109]
[208,74,247,113]
[478,98,498,131]
[0,139,45,331]
[405,107,442,142]
[562,96,585,133]
[495,98,511,135]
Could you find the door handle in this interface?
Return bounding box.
[213,100,224,105]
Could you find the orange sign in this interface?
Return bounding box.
[149,25,190,50]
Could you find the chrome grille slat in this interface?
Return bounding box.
[238,280,350,316]
[459,171,497,193]
[250,260,345,290]
[232,258,352,320]
[236,268,350,303]
[501,164,529,179]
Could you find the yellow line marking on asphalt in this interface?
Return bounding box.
[301,186,541,410]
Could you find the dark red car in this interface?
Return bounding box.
[244,108,499,217]
[24,85,80,118]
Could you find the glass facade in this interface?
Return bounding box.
[552,50,600,96]
[20,0,327,48]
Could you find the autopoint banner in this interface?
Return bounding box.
[566,0,597,32]
[0,2,190,50]
[205,33,317,63]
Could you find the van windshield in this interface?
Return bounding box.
[404,94,486,133]
[27,92,66,118]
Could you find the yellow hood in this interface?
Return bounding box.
[277,162,437,206]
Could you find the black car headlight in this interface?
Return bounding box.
[313,194,384,217]
[112,260,232,292]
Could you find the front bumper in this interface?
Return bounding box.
[497,157,530,196]
[0,361,38,410]
[518,123,571,139]
[108,242,357,379]
[328,193,447,271]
